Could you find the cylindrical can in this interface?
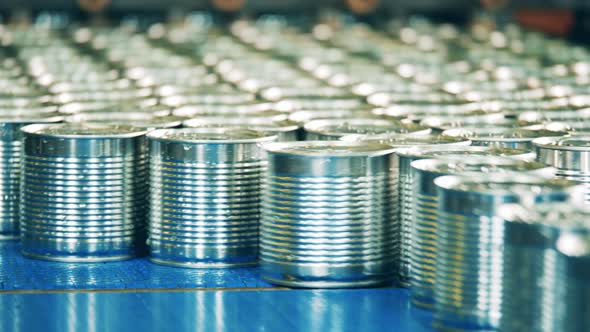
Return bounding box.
[183,117,299,141]
[147,128,277,267]
[410,156,556,309]
[66,113,183,130]
[20,123,149,262]
[498,203,590,332]
[304,118,431,140]
[534,135,590,205]
[442,127,567,150]
[0,115,63,239]
[393,146,535,287]
[260,141,397,288]
[433,174,582,331]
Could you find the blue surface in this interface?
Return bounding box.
[0,241,273,290]
[0,288,434,332]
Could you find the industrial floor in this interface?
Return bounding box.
[0,241,434,331]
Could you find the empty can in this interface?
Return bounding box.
[393,146,535,287]
[433,174,582,331]
[147,128,276,267]
[534,135,590,205]
[0,115,63,239]
[498,202,590,332]
[410,156,555,309]
[20,123,148,262]
[260,141,397,288]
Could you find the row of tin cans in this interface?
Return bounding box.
[0,17,589,331]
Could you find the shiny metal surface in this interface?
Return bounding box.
[498,203,590,332]
[0,116,63,240]
[260,141,397,288]
[393,146,534,288]
[304,118,431,140]
[442,127,567,150]
[183,117,299,142]
[534,136,590,205]
[147,128,276,267]
[433,175,582,331]
[20,123,148,262]
[410,156,555,309]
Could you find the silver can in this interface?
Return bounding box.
[498,203,590,332]
[260,141,397,288]
[410,156,556,309]
[432,174,582,331]
[534,135,590,205]
[0,115,63,239]
[147,128,277,267]
[20,123,149,262]
[393,146,535,287]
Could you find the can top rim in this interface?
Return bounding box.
[533,135,590,151]
[21,123,147,138]
[263,141,396,157]
[147,128,277,143]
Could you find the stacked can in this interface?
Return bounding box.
[147,128,276,267]
[260,141,397,287]
[498,203,590,332]
[393,146,535,287]
[433,175,582,331]
[409,156,553,308]
[20,123,148,262]
[534,136,590,205]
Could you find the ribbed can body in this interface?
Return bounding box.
[20,124,148,262]
[498,203,590,332]
[433,175,580,331]
[260,142,397,288]
[148,129,274,267]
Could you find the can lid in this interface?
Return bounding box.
[443,127,567,142]
[342,133,469,147]
[184,117,299,132]
[22,123,147,138]
[147,127,276,143]
[434,174,579,195]
[263,141,395,157]
[412,155,551,175]
[534,135,590,151]
[305,118,429,137]
[396,145,532,159]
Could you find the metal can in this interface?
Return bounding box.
[147,128,277,267]
[0,115,63,239]
[20,123,149,262]
[442,127,567,150]
[534,135,590,205]
[260,141,397,288]
[410,156,556,309]
[498,202,590,332]
[432,174,582,331]
[304,118,431,140]
[393,146,535,287]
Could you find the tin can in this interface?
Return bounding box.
[183,117,299,141]
[393,146,535,287]
[498,202,590,332]
[260,141,397,288]
[432,174,582,330]
[147,128,277,267]
[20,123,149,262]
[409,157,555,309]
[534,135,590,205]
